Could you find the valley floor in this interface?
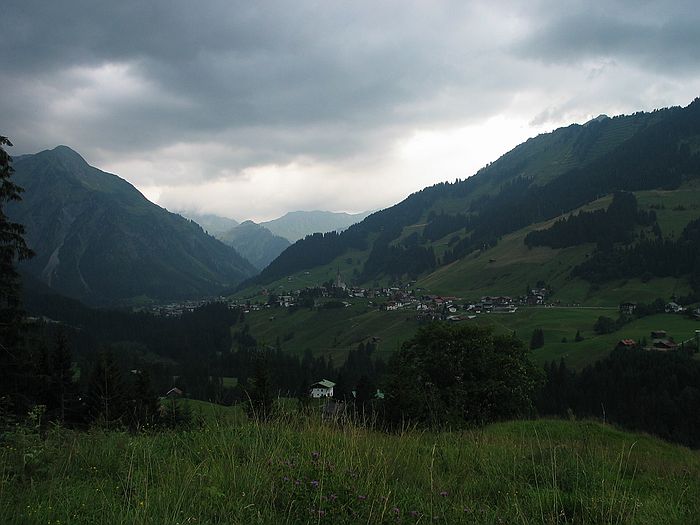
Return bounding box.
[1,416,699,524]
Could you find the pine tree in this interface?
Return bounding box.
[245,353,274,420]
[51,331,74,423]
[529,328,545,350]
[129,369,160,431]
[0,136,35,415]
[354,374,375,416]
[86,351,126,428]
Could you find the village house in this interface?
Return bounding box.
[619,302,637,315]
[665,302,683,314]
[649,330,678,351]
[310,379,335,398]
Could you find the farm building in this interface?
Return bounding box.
[310,379,335,398]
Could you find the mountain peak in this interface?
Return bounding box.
[583,114,610,127]
[29,145,91,171]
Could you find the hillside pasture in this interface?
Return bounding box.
[2,418,698,524]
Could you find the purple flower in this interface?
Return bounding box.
[393,507,400,514]
[311,480,319,488]
[295,479,301,486]
[410,510,419,517]
[283,476,289,482]
[358,495,367,501]
[439,491,449,497]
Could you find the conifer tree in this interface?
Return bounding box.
[51,331,74,423]
[86,351,126,428]
[529,328,545,350]
[0,136,35,415]
[245,353,274,420]
[129,369,160,430]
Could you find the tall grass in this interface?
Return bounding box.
[1,415,698,524]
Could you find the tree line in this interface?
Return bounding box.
[573,217,700,298]
[538,347,700,448]
[524,192,656,249]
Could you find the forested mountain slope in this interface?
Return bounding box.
[219,221,291,270]
[251,99,700,293]
[8,146,256,305]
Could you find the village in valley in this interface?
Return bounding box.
[137,268,700,367]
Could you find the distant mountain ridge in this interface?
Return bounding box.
[7,146,256,305]
[261,210,371,242]
[219,221,291,270]
[179,212,239,237]
[250,99,700,293]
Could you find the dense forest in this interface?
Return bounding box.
[524,192,656,249]
[573,217,700,298]
[538,347,700,448]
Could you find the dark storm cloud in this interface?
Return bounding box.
[1,0,520,169]
[516,1,700,72]
[1,0,699,213]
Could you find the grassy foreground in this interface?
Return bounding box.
[1,416,699,524]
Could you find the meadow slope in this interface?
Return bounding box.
[2,417,699,524]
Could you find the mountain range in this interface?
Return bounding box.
[247,99,700,302]
[181,209,370,271]
[179,212,239,238]
[8,99,700,307]
[7,146,256,305]
[219,221,291,270]
[260,210,372,242]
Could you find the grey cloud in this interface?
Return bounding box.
[515,1,700,73]
[2,0,700,214]
[1,1,517,167]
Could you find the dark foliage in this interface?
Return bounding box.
[573,217,700,295]
[383,323,543,429]
[0,137,35,416]
[422,211,471,242]
[524,192,655,249]
[529,328,545,350]
[538,349,700,448]
[86,350,127,428]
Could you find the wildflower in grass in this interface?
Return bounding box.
[283,476,289,482]
[311,480,319,488]
[410,510,419,518]
[295,479,301,485]
[329,494,337,501]
[358,495,367,501]
[439,490,448,497]
[393,507,400,514]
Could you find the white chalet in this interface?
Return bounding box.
[310,379,335,398]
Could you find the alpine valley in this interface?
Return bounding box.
[247,99,700,304]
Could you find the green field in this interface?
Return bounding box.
[2,416,699,524]
[241,302,699,370]
[474,310,700,369]
[242,302,423,363]
[233,183,700,372]
[417,184,700,303]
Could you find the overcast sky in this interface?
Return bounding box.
[2,1,700,221]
